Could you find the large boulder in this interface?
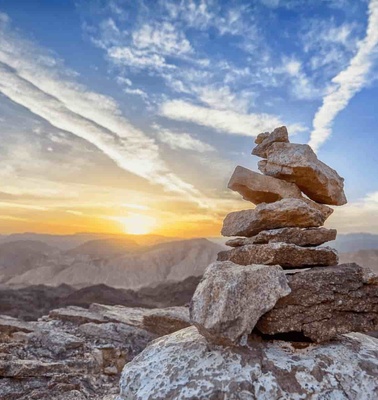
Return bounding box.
[190,261,290,345]
[218,243,338,268]
[257,263,378,342]
[252,126,289,158]
[258,142,347,205]
[228,165,302,204]
[117,327,378,400]
[221,198,330,237]
[226,227,337,247]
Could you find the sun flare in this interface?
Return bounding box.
[118,214,157,235]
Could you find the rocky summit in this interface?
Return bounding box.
[115,126,378,399]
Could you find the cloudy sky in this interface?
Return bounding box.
[0,0,377,237]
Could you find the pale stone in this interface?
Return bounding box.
[117,327,378,400]
[218,243,338,268]
[258,142,347,205]
[228,165,302,204]
[226,227,337,247]
[252,126,289,158]
[189,261,290,345]
[257,263,378,342]
[221,198,330,237]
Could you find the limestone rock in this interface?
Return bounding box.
[189,261,290,345]
[117,326,378,400]
[252,126,289,158]
[142,307,191,336]
[218,243,338,268]
[221,198,329,237]
[0,315,35,335]
[257,263,378,342]
[228,165,302,204]
[226,227,337,247]
[258,142,347,205]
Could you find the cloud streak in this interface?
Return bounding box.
[160,99,306,137]
[309,0,378,151]
[0,15,203,201]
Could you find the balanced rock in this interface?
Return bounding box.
[228,165,302,204]
[258,142,347,205]
[221,198,330,237]
[257,263,378,342]
[226,227,337,247]
[218,243,338,268]
[190,261,290,345]
[252,126,289,158]
[117,327,378,400]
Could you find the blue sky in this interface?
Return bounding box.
[0,0,377,236]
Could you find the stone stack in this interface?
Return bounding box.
[190,126,378,345]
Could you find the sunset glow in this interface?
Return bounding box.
[118,214,157,235]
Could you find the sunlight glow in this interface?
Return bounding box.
[118,214,157,235]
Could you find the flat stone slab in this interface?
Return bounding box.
[218,243,338,268]
[190,261,290,345]
[142,307,191,336]
[228,165,302,204]
[0,315,35,334]
[226,227,337,247]
[252,126,289,158]
[117,326,378,400]
[221,198,330,237]
[258,142,347,205]
[257,263,378,342]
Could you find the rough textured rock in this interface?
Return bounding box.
[221,198,330,237]
[228,165,302,204]
[252,126,289,158]
[142,307,191,336]
[258,142,347,205]
[218,243,338,268]
[189,261,290,345]
[257,263,378,342]
[0,304,189,400]
[117,326,378,400]
[226,227,337,247]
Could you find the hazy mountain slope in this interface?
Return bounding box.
[6,238,222,289]
[339,250,378,273]
[66,237,140,258]
[0,240,58,282]
[330,233,378,252]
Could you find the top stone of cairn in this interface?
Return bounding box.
[253,127,347,205]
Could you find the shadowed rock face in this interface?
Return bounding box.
[226,227,337,247]
[257,263,378,342]
[117,326,378,400]
[228,166,302,204]
[218,243,338,268]
[190,261,290,345]
[221,198,330,237]
[258,142,347,205]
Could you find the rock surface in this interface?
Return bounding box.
[226,227,337,247]
[221,198,330,237]
[257,263,378,342]
[228,165,302,204]
[142,306,191,336]
[258,142,347,205]
[218,243,338,268]
[0,304,190,399]
[252,126,289,158]
[117,326,378,400]
[190,261,290,345]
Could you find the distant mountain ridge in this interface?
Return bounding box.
[0,236,223,289]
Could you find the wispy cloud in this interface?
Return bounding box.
[154,125,215,152]
[160,99,306,136]
[309,0,378,151]
[0,14,203,200]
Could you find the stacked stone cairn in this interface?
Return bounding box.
[190,126,378,345]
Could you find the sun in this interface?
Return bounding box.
[119,214,157,235]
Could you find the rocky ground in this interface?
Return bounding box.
[0,304,191,399]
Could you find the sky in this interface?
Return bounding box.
[0,0,377,237]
